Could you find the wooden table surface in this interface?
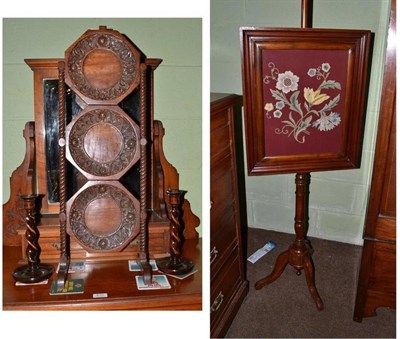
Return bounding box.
[3,239,202,310]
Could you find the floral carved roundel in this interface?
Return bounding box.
[68,183,140,251]
[65,30,140,103]
[66,107,140,179]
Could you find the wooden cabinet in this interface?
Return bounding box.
[353,0,396,322]
[210,93,249,337]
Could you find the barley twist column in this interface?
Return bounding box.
[157,189,194,275]
[139,64,152,285]
[12,194,53,283]
[56,60,70,288]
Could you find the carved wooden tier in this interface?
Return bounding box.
[66,106,140,180]
[66,181,140,252]
[64,26,141,105]
[3,28,199,262]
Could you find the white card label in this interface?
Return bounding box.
[247,241,276,264]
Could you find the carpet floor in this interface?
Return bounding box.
[225,227,396,338]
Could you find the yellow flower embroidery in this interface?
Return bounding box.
[264,103,274,111]
[304,88,330,106]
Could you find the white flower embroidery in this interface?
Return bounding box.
[273,110,283,118]
[321,63,331,72]
[308,68,317,77]
[276,71,299,94]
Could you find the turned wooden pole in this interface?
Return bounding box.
[301,0,313,28]
[290,173,310,273]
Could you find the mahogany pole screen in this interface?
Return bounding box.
[241,28,371,175]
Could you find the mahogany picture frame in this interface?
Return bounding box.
[241,27,371,175]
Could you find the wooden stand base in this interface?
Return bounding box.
[255,173,324,311]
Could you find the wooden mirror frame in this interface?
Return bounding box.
[241,28,371,175]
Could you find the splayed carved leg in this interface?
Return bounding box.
[304,255,324,310]
[255,249,289,289]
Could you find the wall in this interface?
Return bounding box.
[3,18,202,235]
[211,0,390,245]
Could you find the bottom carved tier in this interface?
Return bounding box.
[17,216,170,263]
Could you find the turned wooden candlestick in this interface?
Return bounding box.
[157,189,194,275]
[12,194,54,283]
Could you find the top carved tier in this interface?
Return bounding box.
[65,26,142,105]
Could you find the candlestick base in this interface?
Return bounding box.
[157,257,194,275]
[12,264,54,284]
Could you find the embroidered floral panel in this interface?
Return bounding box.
[262,49,348,156]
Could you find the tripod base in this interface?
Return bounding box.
[157,257,194,275]
[255,173,324,311]
[255,244,324,311]
[12,264,54,284]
